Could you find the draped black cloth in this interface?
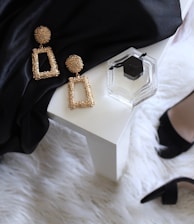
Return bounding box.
[0,0,182,155]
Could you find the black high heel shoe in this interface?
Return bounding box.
[157,91,194,159]
[157,111,194,159]
[141,177,194,205]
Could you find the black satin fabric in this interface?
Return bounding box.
[0,0,182,155]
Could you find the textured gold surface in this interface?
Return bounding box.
[32,26,60,80]
[34,26,51,45]
[65,54,95,109]
[32,47,60,80]
[68,75,95,109]
[65,55,84,74]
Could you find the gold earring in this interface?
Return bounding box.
[32,25,60,80]
[65,55,95,109]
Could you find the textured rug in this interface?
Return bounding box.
[1,3,194,224]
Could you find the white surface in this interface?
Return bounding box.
[48,0,192,181]
[48,63,132,143]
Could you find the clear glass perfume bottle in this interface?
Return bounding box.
[107,47,157,108]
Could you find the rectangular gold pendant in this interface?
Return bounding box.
[32,46,60,80]
[68,75,95,109]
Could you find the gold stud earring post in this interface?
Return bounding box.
[65,55,95,109]
[32,26,60,80]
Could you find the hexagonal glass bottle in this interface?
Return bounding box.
[107,47,157,108]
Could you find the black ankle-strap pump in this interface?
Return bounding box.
[141,177,194,205]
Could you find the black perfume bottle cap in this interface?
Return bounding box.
[123,56,143,80]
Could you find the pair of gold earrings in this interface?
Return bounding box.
[31,26,94,109]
